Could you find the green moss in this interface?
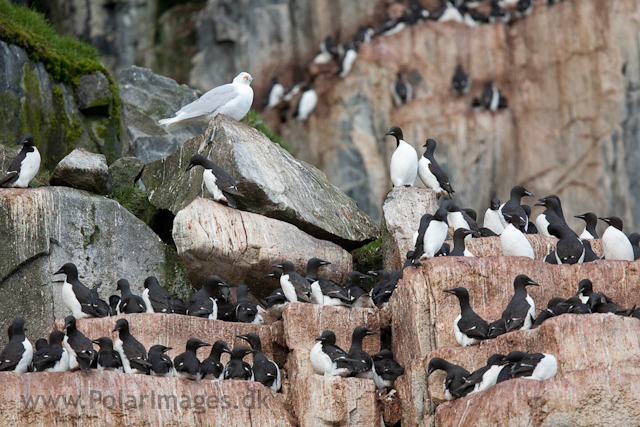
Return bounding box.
[241,109,292,153]
[65,115,83,148]
[110,187,158,227]
[351,237,383,274]
[161,245,190,300]
[0,0,120,131]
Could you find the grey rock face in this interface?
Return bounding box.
[381,187,440,271]
[75,72,111,111]
[0,187,188,347]
[141,115,379,249]
[173,197,352,296]
[51,148,109,194]
[0,41,120,168]
[118,66,205,163]
[107,156,145,193]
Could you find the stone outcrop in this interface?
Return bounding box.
[0,371,293,426]
[172,197,353,294]
[381,187,439,270]
[434,370,640,427]
[118,66,204,163]
[0,187,187,346]
[0,41,119,168]
[51,148,109,194]
[106,157,145,193]
[143,115,379,249]
[51,314,287,365]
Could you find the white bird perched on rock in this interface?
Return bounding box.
[159,72,253,131]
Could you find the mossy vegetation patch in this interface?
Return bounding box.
[109,186,159,228]
[351,237,383,274]
[241,109,293,153]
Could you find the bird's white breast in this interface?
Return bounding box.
[279,275,298,302]
[339,50,358,78]
[501,225,535,259]
[15,338,33,373]
[525,355,557,381]
[536,214,551,237]
[267,84,285,108]
[310,342,332,375]
[141,288,154,313]
[602,227,634,261]
[483,209,504,235]
[202,169,226,203]
[310,281,324,305]
[523,294,535,330]
[418,157,441,192]
[15,148,41,188]
[453,314,479,347]
[476,365,504,393]
[114,338,133,374]
[297,90,318,121]
[423,221,448,258]
[579,229,595,240]
[390,140,418,187]
[61,281,86,319]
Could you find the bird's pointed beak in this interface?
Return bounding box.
[366,331,377,336]
[534,200,545,206]
[527,280,540,287]
[320,261,332,266]
[91,339,100,345]
[574,214,585,220]
[443,289,456,294]
[185,163,195,172]
[385,131,393,136]
[427,368,435,377]
[201,343,212,348]
[525,191,535,197]
[315,337,325,342]
[112,326,120,333]
[165,347,173,351]
[271,264,282,269]
[236,334,248,340]
[265,273,275,278]
[598,217,609,223]
[54,268,64,275]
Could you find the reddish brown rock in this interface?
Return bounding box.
[434,370,640,427]
[391,257,640,365]
[52,314,286,365]
[382,187,439,271]
[0,370,293,426]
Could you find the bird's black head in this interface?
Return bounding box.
[576,279,593,296]
[423,138,437,153]
[49,330,65,346]
[144,276,160,289]
[453,228,475,241]
[443,287,470,300]
[306,258,331,275]
[385,126,404,144]
[231,346,257,360]
[346,271,372,285]
[54,263,78,278]
[547,224,564,239]
[236,332,262,351]
[588,292,607,307]
[504,351,528,362]
[212,340,233,356]
[20,133,35,147]
[426,357,450,377]
[369,270,390,283]
[273,261,296,274]
[502,213,524,228]
[598,216,624,231]
[265,267,284,279]
[186,338,211,352]
[433,207,449,224]
[487,353,506,366]
[149,344,172,354]
[372,349,394,361]
[36,339,49,351]
[510,185,534,200]
[109,295,120,307]
[186,154,209,172]
[63,315,76,331]
[490,198,501,210]
[116,279,131,293]
[315,330,337,345]
[514,274,539,289]
[352,326,377,341]
[92,337,114,349]
[203,275,227,295]
[547,297,566,309]
[112,318,130,334]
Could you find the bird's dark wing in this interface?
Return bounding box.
[457,313,489,339]
[428,162,454,194]
[212,164,243,196]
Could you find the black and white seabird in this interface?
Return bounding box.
[371,270,401,307]
[31,339,49,372]
[223,346,256,381]
[63,315,95,371]
[500,185,535,231]
[421,208,450,259]
[487,318,507,339]
[344,271,374,307]
[88,281,111,318]
[92,337,123,372]
[311,330,357,377]
[295,83,318,121]
[430,0,464,23]
[148,345,173,377]
[338,41,358,78]
[444,287,489,346]
[376,17,407,37]
[142,276,172,314]
[305,258,332,283]
[109,295,120,316]
[386,126,418,187]
[186,275,227,319]
[426,357,470,401]
[264,286,287,319]
[171,297,187,315]
[311,275,352,307]
[352,26,374,47]
[535,196,570,237]
[588,293,634,316]
[347,326,377,379]
[54,263,100,319]
[453,354,506,396]
[313,36,340,64]
[522,205,538,234]
[173,338,210,380]
[391,71,413,106]
[264,77,285,109]
[216,285,236,322]
[575,213,599,239]
[480,80,501,111]
[500,351,558,381]
[582,240,599,262]
[411,213,433,261]
[116,279,147,314]
[483,197,504,235]
[0,317,33,373]
[501,214,535,259]
[33,330,68,372]
[186,154,243,209]
[443,201,480,237]
[500,275,539,332]
[629,233,640,260]
[449,229,476,257]
[201,340,233,380]
[0,134,41,188]
[451,64,471,95]
[272,261,312,303]
[533,297,574,326]
[575,279,611,305]
[418,139,455,197]
[371,349,405,390]
[488,0,511,23]
[237,333,281,391]
[459,3,489,27]
[113,318,151,374]
[548,224,585,264]
[235,284,264,324]
[599,216,634,261]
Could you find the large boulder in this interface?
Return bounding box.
[51,148,109,194]
[172,197,352,294]
[143,115,379,249]
[381,187,439,270]
[118,66,204,163]
[0,371,294,426]
[0,41,119,168]
[106,157,145,193]
[0,187,188,346]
